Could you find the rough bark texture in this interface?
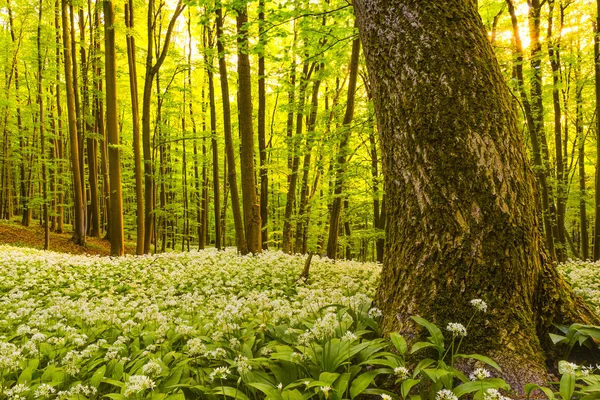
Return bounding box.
[353,0,599,390]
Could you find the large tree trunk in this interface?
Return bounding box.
[354,0,599,389]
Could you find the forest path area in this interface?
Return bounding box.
[0,220,135,255]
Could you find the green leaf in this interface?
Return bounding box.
[410,341,439,354]
[560,372,575,400]
[104,394,127,400]
[453,354,501,371]
[248,382,283,400]
[102,378,126,388]
[453,379,509,398]
[212,386,251,400]
[90,365,107,388]
[17,367,34,385]
[390,333,407,355]
[319,372,340,385]
[401,379,420,398]
[525,384,555,400]
[411,316,445,348]
[549,333,566,345]
[349,370,379,399]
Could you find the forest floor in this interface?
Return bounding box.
[0,219,136,255]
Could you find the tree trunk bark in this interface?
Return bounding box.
[354,0,599,389]
[593,0,600,260]
[104,0,124,256]
[326,32,360,259]
[258,0,269,249]
[61,0,86,245]
[506,0,556,261]
[575,55,589,260]
[125,0,144,254]
[203,22,221,250]
[216,7,246,254]
[236,4,261,255]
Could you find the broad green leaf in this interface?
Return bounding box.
[349,370,379,399]
[390,333,407,355]
[560,372,575,400]
[212,386,251,400]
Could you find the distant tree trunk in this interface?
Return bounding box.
[236,4,262,254]
[216,7,246,254]
[92,5,110,238]
[70,4,86,233]
[283,61,311,253]
[54,0,64,234]
[104,0,124,256]
[547,0,566,261]
[295,67,322,253]
[506,0,556,261]
[575,54,589,260]
[203,22,221,250]
[594,0,600,260]
[141,0,185,253]
[258,0,269,249]
[61,0,86,245]
[326,32,360,259]
[80,5,100,238]
[354,0,599,389]
[125,0,144,254]
[37,0,49,250]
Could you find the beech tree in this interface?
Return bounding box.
[353,0,599,388]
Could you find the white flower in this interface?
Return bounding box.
[446,322,467,337]
[469,367,490,381]
[341,331,358,342]
[6,384,29,399]
[34,384,56,398]
[470,299,488,312]
[277,383,283,391]
[436,389,458,400]
[187,338,206,357]
[124,375,156,397]
[142,360,162,377]
[559,361,578,375]
[235,355,252,374]
[394,366,410,380]
[483,388,509,400]
[381,395,392,400]
[321,386,332,399]
[368,308,383,318]
[208,366,230,381]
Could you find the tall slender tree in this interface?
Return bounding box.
[61,0,86,245]
[104,0,124,256]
